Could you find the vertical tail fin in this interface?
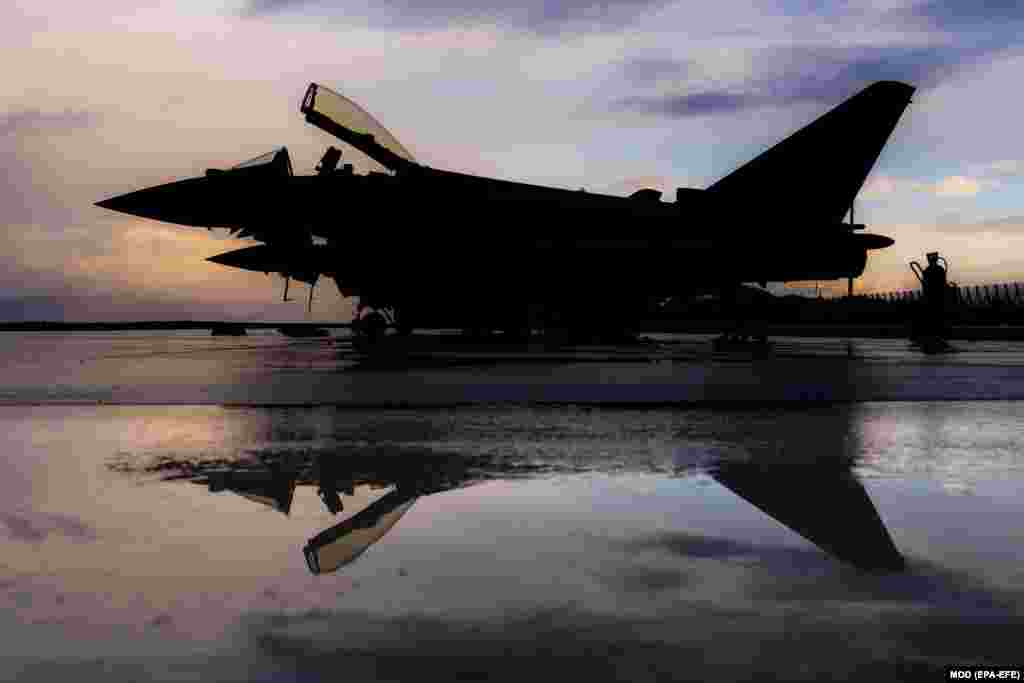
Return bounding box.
[705,81,915,223]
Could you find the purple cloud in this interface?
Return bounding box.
[1,511,97,543]
[615,42,1003,118]
[242,0,672,32]
[0,109,99,137]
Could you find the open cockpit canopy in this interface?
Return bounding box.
[303,493,417,575]
[301,83,415,172]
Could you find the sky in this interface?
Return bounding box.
[3,0,1024,321]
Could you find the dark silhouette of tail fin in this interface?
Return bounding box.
[706,81,914,223]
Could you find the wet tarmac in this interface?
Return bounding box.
[1,332,1023,680]
[4,330,1024,404]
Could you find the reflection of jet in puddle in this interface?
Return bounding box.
[195,453,472,575]
[192,447,904,575]
[710,461,905,572]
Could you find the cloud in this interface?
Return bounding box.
[1,511,97,543]
[0,108,105,238]
[592,565,694,593]
[620,531,828,563]
[932,175,981,197]
[618,56,692,86]
[967,159,1024,178]
[614,41,986,119]
[11,591,1024,681]
[0,108,99,137]
[612,0,1024,121]
[242,0,673,33]
[980,215,1024,228]
[934,215,1024,234]
[620,90,757,118]
[862,154,1024,203]
[861,174,987,199]
[908,0,1024,30]
[0,296,69,322]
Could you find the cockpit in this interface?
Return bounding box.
[207,146,294,178]
[233,147,293,174]
[300,82,416,173]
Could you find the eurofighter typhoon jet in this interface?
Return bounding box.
[96,81,913,339]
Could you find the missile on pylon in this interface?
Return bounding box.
[207,244,333,285]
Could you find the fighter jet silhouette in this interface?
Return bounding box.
[96,81,912,339]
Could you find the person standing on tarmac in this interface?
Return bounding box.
[921,252,947,337]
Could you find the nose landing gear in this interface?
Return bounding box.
[351,301,412,342]
[352,310,387,341]
[713,284,771,351]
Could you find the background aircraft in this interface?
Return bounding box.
[96,80,913,339]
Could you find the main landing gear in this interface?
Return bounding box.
[351,303,413,341]
[351,310,387,341]
[713,285,770,351]
[713,331,769,349]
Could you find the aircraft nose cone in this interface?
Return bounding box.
[95,184,172,219]
[95,189,161,216]
[94,196,121,211]
[95,176,221,226]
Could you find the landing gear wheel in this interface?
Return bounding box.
[713,331,770,350]
[353,311,387,341]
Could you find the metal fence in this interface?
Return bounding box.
[865,283,1024,308]
[823,282,1024,325]
[648,283,1024,327]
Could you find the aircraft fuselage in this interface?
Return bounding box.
[95,79,914,332]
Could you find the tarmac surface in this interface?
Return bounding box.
[3,330,1024,405]
[2,331,1023,680]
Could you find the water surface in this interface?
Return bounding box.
[2,401,1022,680]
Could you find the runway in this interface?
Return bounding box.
[3,330,1024,405]
[1,331,1022,680]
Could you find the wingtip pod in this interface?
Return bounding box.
[861,80,916,108]
[857,233,895,250]
[866,80,915,95]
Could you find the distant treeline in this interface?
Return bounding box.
[844,282,1024,325]
[0,321,352,332]
[649,282,1024,327]
[866,283,1024,307]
